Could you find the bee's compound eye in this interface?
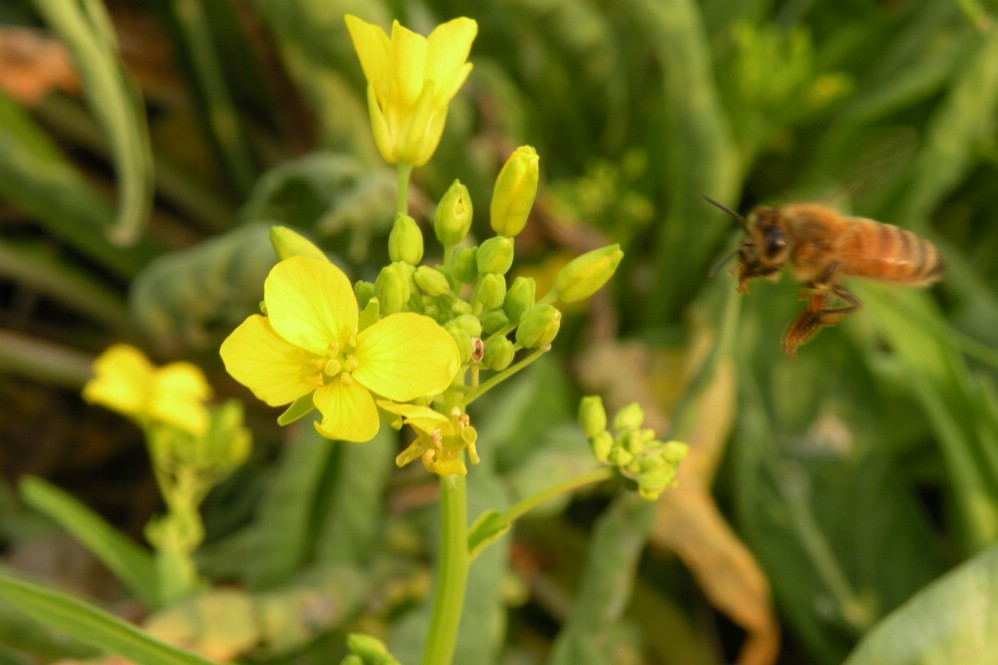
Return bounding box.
[764,228,787,258]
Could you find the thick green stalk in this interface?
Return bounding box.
[420,474,469,665]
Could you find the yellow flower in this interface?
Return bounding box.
[83,344,212,436]
[345,14,478,166]
[380,401,478,476]
[220,257,460,443]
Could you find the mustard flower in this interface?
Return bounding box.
[344,15,478,166]
[83,344,211,436]
[220,257,460,443]
[380,401,478,476]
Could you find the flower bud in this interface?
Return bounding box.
[376,263,411,314]
[591,431,614,463]
[476,236,515,275]
[447,313,482,339]
[503,276,536,324]
[553,244,623,303]
[444,327,473,365]
[434,180,473,246]
[451,246,478,284]
[515,303,561,348]
[472,273,507,311]
[414,266,451,297]
[483,337,515,371]
[270,226,327,261]
[479,308,509,334]
[579,396,607,438]
[490,146,539,237]
[355,280,376,310]
[663,440,689,463]
[613,402,645,432]
[388,213,424,265]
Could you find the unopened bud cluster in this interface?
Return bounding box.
[579,397,688,500]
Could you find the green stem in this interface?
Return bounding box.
[421,474,469,665]
[461,346,548,406]
[397,163,414,216]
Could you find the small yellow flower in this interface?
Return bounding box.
[380,401,477,476]
[220,257,460,443]
[345,14,478,166]
[83,344,211,436]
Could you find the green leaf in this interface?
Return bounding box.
[466,510,511,562]
[0,574,217,665]
[19,477,160,608]
[844,544,998,665]
[33,0,154,246]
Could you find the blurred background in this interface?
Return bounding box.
[2,0,998,664]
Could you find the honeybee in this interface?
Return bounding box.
[706,197,944,359]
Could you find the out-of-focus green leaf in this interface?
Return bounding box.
[626,0,740,323]
[844,544,998,665]
[0,93,152,277]
[734,337,945,664]
[547,494,654,665]
[314,426,396,565]
[857,283,998,554]
[33,0,154,245]
[19,477,160,608]
[129,223,275,351]
[0,331,93,388]
[0,574,217,665]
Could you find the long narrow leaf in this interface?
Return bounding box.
[19,477,160,609]
[0,574,217,665]
[33,0,154,245]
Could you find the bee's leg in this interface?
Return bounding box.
[782,293,828,360]
[781,286,863,359]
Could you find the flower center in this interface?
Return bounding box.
[317,332,359,385]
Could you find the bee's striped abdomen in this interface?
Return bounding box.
[841,218,944,286]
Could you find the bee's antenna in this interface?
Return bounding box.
[703,195,746,228]
[709,249,739,277]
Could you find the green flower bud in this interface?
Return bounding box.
[449,298,473,316]
[472,273,507,311]
[613,402,645,432]
[270,226,327,261]
[515,303,561,348]
[476,236,515,275]
[451,246,478,284]
[579,396,607,438]
[414,266,451,297]
[388,213,424,265]
[663,440,689,463]
[491,146,539,237]
[434,180,474,246]
[448,313,483,338]
[553,244,624,303]
[483,337,515,371]
[355,280,376,311]
[591,430,614,463]
[479,308,510,334]
[503,276,536,324]
[446,328,473,365]
[376,263,411,315]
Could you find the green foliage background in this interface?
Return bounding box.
[2,0,998,664]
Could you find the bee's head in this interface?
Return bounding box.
[738,207,789,289]
[703,197,789,293]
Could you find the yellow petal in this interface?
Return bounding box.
[354,313,460,401]
[388,20,428,108]
[149,362,212,435]
[426,18,477,102]
[264,257,357,356]
[344,15,390,93]
[82,344,153,416]
[313,379,380,442]
[377,399,451,434]
[220,314,318,407]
